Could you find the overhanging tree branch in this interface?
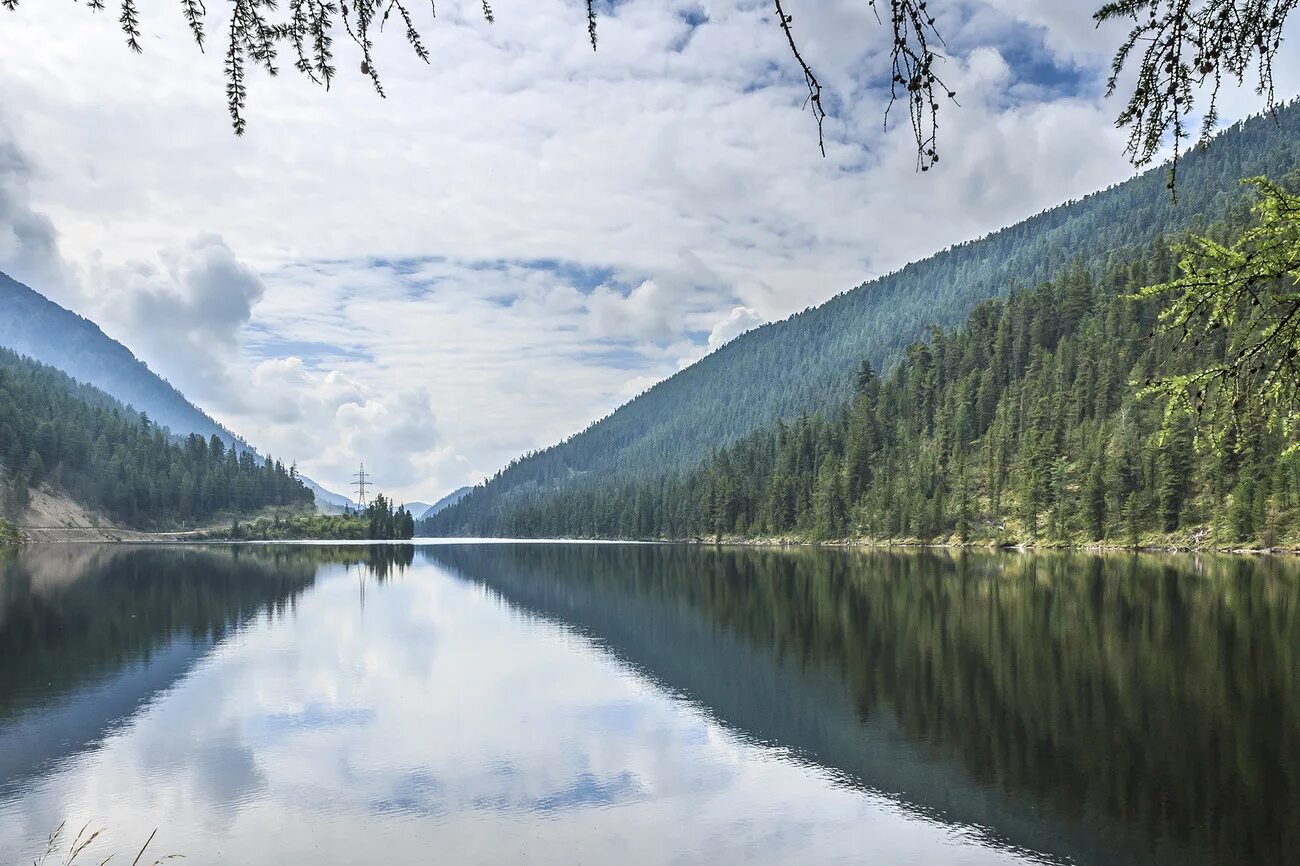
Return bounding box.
[1095,0,1299,190]
[772,0,826,156]
[1,0,1297,180]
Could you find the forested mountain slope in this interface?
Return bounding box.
[434,229,1300,547]
[433,103,1300,534]
[0,271,349,509]
[0,348,313,528]
[420,486,472,519]
[0,272,241,446]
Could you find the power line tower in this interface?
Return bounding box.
[353,462,370,509]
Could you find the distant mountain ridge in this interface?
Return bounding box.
[0,271,351,510]
[0,272,242,446]
[303,478,358,514]
[402,488,474,523]
[419,486,472,520]
[435,102,1300,532]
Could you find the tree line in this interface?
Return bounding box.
[420,103,1300,528]
[230,493,416,540]
[0,348,313,527]
[429,181,1300,547]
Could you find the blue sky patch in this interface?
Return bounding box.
[577,344,655,370]
[246,336,374,366]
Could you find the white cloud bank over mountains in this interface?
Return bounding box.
[0,0,1296,501]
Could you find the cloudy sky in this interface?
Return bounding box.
[0,0,1295,503]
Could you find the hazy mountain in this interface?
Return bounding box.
[0,272,241,445]
[303,478,358,515]
[402,488,474,523]
[0,271,352,511]
[433,103,1300,532]
[421,487,472,519]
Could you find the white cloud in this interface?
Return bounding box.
[0,132,67,294]
[587,280,682,342]
[1,0,1298,502]
[80,234,266,401]
[706,306,765,352]
[978,0,1125,67]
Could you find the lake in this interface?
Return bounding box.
[0,542,1296,865]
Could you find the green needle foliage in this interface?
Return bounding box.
[1137,177,1300,452]
[430,183,1300,548]
[0,347,314,527]
[227,499,416,540]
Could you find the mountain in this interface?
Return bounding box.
[306,478,358,515]
[0,347,315,527]
[0,271,352,511]
[404,488,474,522]
[434,102,1300,533]
[420,486,472,519]
[0,273,239,445]
[442,248,1300,546]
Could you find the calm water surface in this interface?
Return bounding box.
[0,543,1296,865]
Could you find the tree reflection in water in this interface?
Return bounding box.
[426,544,1299,866]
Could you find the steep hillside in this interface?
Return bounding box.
[304,478,358,514]
[440,246,1300,547]
[0,273,240,445]
[404,488,473,527]
[419,486,471,520]
[0,347,314,528]
[435,103,1300,532]
[0,272,350,509]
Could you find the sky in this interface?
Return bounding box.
[0,0,1297,504]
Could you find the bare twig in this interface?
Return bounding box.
[772,0,826,156]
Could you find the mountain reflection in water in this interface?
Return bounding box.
[0,542,1294,866]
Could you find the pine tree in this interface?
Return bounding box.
[1085,457,1107,541]
[1157,414,1195,532]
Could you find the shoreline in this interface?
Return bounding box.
[692,536,1300,557]
[4,532,1298,557]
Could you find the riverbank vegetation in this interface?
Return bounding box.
[226,494,415,541]
[430,177,1300,551]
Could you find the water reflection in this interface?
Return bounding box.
[0,546,317,792]
[424,545,1300,866]
[0,543,1294,865]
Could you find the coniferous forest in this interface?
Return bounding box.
[0,348,314,527]
[228,494,417,541]
[421,105,1300,532]
[428,178,1300,548]
[0,346,420,539]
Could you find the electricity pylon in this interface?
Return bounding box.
[353,462,370,508]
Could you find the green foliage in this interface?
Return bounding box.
[0,272,248,453]
[432,228,1300,547]
[1136,177,1300,452]
[360,493,417,540]
[0,347,313,527]
[231,495,415,540]
[431,104,1300,535]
